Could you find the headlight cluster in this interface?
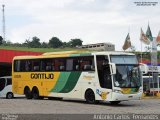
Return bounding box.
[113,89,122,94]
[139,88,143,93]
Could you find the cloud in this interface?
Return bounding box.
[2,0,160,51]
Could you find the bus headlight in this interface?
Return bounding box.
[113,89,122,94]
[139,88,143,93]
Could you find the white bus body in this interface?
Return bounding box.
[0,76,24,99]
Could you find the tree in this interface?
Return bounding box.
[69,39,83,47]
[41,42,48,48]
[30,36,41,48]
[23,39,31,47]
[49,37,63,48]
[0,36,3,45]
[62,42,70,48]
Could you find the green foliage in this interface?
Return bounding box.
[22,37,41,48]
[69,39,83,47]
[41,42,48,48]
[48,37,63,48]
[0,35,84,49]
[0,36,3,45]
[30,36,41,48]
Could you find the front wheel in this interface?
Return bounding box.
[6,92,14,99]
[85,89,96,104]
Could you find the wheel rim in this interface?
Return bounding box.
[8,93,13,99]
[33,92,38,99]
[33,89,39,99]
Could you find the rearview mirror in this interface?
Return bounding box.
[139,63,148,74]
[109,63,116,74]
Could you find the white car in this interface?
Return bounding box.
[0,76,14,99]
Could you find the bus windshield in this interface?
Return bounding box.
[111,55,141,88]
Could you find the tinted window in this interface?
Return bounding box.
[66,59,73,71]
[6,78,12,85]
[14,56,95,72]
[0,78,5,91]
[54,59,66,71]
[79,56,95,71]
[14,60,21,72]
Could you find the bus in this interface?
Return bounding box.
[0,76,13,99]
[143,75,160,95]
[12,51,143,104]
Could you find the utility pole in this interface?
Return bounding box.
[2,4,5,42]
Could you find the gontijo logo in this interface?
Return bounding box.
[31,73,54,79]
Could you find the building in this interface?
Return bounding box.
[0,49,42,77]
[80,43,115,51]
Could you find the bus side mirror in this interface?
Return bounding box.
[109,63,116,74]
[139,63,148,74]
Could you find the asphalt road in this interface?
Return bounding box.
[0,98,160,114]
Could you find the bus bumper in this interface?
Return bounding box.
[109,92,142,101]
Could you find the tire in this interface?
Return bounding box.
[24,87,32,99]
[6,92,14,99]
[85,89,96,104]
[110,101,121,105]
[32,87,40,99]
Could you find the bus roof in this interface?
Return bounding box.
[13,51,135,60]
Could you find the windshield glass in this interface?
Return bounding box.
[114,65,141,88]
[111,55,141,88]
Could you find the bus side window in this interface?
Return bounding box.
[6,78,12,85]
[55,59,66,71]
[73,58,80,71]
[14,60,21,72]
[20,60,26,72]
[66,59,73,71]
[79,56,94,71]
[32,60,40,71]
[25,60,32,71]
[0,78,5,91]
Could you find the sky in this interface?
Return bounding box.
[1,0,160,51]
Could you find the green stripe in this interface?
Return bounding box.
[50,72,71,92]
[60,72,81,93]
[80,53,92,56]
[70,53,92,57]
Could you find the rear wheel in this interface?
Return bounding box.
[24,87,32,99]
[85,89,96,104]
[6,92,14,99]
[32,87,40,99]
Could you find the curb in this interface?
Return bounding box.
[142,96,160,99]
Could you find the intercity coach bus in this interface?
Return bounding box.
[12,51,143,104]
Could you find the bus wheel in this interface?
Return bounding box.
[85,89,96,104]
[24,87,32,99]
[110,101,121,105]
[6,92,14,99]
[32,87,40,99]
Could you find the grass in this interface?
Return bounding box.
[0,45,86,53]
